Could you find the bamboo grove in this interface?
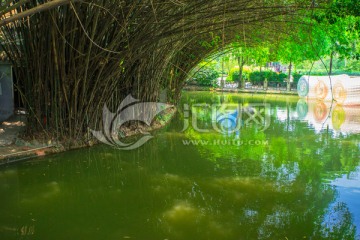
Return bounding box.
[0,0,325,145]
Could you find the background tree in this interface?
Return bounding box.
[313,0,360,74]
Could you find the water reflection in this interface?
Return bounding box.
[0,92,359,240]
[296,99,360,134]
[324,168,360,240]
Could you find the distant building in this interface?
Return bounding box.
[267,62,288,73]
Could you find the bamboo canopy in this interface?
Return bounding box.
[0,0,324,144]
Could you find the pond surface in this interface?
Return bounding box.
[1,92,360,240]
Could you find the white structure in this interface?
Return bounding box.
[0,62,13,122]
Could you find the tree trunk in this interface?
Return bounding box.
[329,51,335,75]
[221,59,225,88]
[237,56,246,89]
[287,60,292,91]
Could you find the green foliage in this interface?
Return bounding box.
[189,60,220,86]
[249,71,287,84]
[249,71,266,83]
[194,3,360,88]
[243,69,251,81]
[199,32,222,49]
[312,0,360,60]
[192,67,219,86]
[345,60,360,72]
[226,68,239,82]
[315,0,360,25]
[292,73,302,85]
[277,72,288,82]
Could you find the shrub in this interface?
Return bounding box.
[192,68,220,86]
[292,73,302,85]
[227,67,239,82]
[227,67,250,82]
[278,73,288,82]
[242,68,251,81]
[249,71,289,84]
[249,71,266,84]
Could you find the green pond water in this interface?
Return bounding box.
[1,92,360,240]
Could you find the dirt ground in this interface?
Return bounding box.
[0,107,177,165]
[0,114,55,164]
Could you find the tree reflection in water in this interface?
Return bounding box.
[0,92,359,240]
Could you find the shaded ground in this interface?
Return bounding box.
[0,114,26,146]
[0,107,177,165]
[0,114,55,164]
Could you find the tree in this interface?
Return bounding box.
[229,41,270,89]
[313,0,360,74]
[0,0,77,27]
[274,22,328,90]
[0,0,333,142]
